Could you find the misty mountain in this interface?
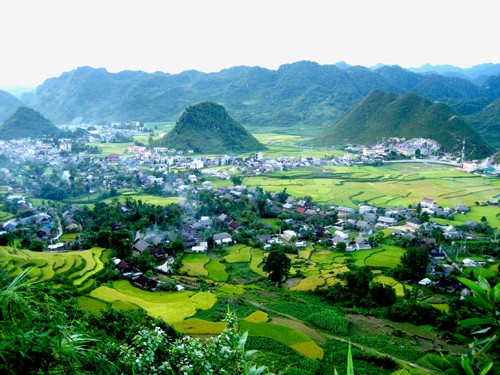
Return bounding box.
[0,90,24,123]
[408,63,500,84]
[25,62,499,130]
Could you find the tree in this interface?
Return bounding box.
[392,245,429,282]
[335,242,347,251]
[262,249,291,284]
[231,175,243,186]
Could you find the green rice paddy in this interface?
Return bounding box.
[239,319,324,359]
[0,246,108,289]
[225,244,252,263]
[242,163,500,210]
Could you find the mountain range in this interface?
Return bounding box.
[15,62,499,128]
[0,61,499,156]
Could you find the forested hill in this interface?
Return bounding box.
[0,106,59,140]
[25,62,500,128]
[315,90,494,159]
[158,102,265,154]
[0,90,23,123]
[468,98,500,149]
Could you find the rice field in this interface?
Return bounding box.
[242,163,500,209]
[90,280,217,324]
[100,192,183,206]
[225,244,252,263]
[0,246,108,289]
[239,319,324,359]
[173,318,227,335]
[180,253,210,276]
[86,142,134,156]
[204,259,228,281]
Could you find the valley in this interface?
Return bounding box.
[1,128,499,374]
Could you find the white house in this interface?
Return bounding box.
[462,258,478,267]
[281,230,297,242]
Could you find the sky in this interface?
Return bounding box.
[0,0,498,88]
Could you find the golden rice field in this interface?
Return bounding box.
[90,280,217,324]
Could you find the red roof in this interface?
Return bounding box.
[296,207,306,214]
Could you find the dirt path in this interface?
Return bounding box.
[244,299,438,374]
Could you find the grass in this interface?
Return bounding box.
[260,218,280,231]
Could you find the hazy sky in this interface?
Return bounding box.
[0,0,498,87]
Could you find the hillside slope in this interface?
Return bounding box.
[315,90,493,159]
[468,98,500,149]
[158,102,265,154]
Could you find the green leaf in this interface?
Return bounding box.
[479,361,493,375]
[347,342,354,375]
[460,318,494,327]
[461,355,475,375]
[477,276,490,291]
[458,277,488,301]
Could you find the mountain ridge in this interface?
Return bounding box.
[24,62,500,128]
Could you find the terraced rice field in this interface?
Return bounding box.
[173,318,228,335]
[375,275,413,297]
[90,280,217,324]
[0,246,108,289]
